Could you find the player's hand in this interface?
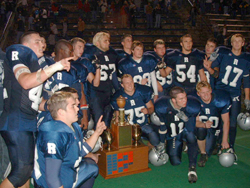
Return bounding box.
[244,99,250,110]
[141,108,149,114]
[95,115,107,135]
[81,116,88,130]
[141,78,148,85]
[221,141,229,150]
[209,48,219,62]
[203,56,212,70]
[204,120,213,128]
[60,57,74,72]
[86,153,100,163]
[153,95,158,102]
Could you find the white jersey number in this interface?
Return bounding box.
[29,84,43,111]
[125,106,145,125]
[176,64,196,83]
[221,65,243,87]
[100,64,116,81]
[199,115,219,129]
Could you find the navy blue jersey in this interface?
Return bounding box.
[145,51,173,89]
[155,96,201,139]
[82,44,119,93]
[73,57,96,75]
[71,61,89,84]
[115,49,131,61]
[0,49,5,116]
[111,84,153,126]
[214,51,250,96]
[0,44,42,131]
[33,120,92,188]
[118,54,157,87]
[166,49,204,90]
[196,90,231,130]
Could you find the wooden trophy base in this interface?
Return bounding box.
[97,143,151,179]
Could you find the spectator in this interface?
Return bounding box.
[205,0,212,13]
[77,17,85,38]
[50,21,58,40]
[134,0,141,13]
[154,3,162,28]
[41,7,48,30]
[222,0,230,15]
[213,0,220,14]
[51,1,59,21]
[62,17,69,39]
[189,3,198,27]
[239,0,249,20]
[129,1,136,28]
[16,17,25,43]
[28,14,34,30]
[120,2,128,28]
[146,2,153,29]
[83,0,91,22]
[35,0,41,7]
[48,31,56,53]
[90,0,98,23]
[231,0,237,19]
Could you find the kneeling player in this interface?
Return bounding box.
[155,86,200,183]
[195,81,230,167]
[33,92,106,188]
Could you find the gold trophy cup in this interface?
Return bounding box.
[116,95,126,126]
[132,124,142,146]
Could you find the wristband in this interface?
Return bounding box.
[43,61,64,78]
[80,104,89,110]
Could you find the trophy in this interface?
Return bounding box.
[116,95,126,126]
[103,129,113,151]
[132,124,142,146]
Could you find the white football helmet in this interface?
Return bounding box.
[150,112,161,126]
[88,117,95,130]
[149,148,168,166]
[85,130,103,153]
[237,112,250,131]
[218,149,235,167]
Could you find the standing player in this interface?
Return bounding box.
[195,81,230,167]
[118,41,158,101]
[165,34,207,95]
[0,31,71,188]
[115,34,133,60]
[33,92,106,188]
[145,39,173,96]
[155,86,201,183]
[111,74,161,149]
[82,32,120,128]
[207,34,250,153]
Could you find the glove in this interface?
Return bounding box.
[156,142,166,153]
[92,55,101,69]
[157,60,166,69]
[209,48,219,62]
[244,99,250,110]
[176,111,189,122]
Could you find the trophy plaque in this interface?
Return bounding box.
[97,95,150,179]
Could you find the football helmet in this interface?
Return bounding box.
[88,117,95,130]
[237,112,250,130]
[150,112,161,126]
[149,148,168,166]
[218,149,235,167]
[85,130,103,153]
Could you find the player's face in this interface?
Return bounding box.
[205,41,216,56]
[65,97,79,124]
[197,87,212,103]
[231,37,244,51]
[72,93,80,106]
[122,37,132,50]
[97,36,110,52]
[25,34,44,58]
[181,37,193,53]
[41,37,47,52]
[172,93,187,109]
[73,41,85,58]
[122,77,135,95]
[132,46,143,59]
[154,44,166,58]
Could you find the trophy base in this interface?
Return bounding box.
[97,144,151,179]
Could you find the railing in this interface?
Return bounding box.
[0,12,14,50]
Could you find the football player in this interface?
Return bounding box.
[145,39,173,96]
[82,32,120,128]
[206,34,250,152]
[118,41,159,101]
[0,31,71,188]
[115,34,133,60]
[155,86,201,183]
[33,92,106,188]
[195,81,230,167]
[165,34,207,95]
[111,74,160,148]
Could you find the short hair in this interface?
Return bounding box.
[55,39,72,55]
[132,40,143,51]
[121,74,133,83]
[121,34,132,42]
[231,34,245,43]
[93,32,110,46]
[169,86,186,99]
[20,31,39,44]
[153,39,165,48]
[47,92,74,119]
[207,37,217,46]
[59,87,78,94]
[196,81,212,92]
[70,37,86,47]
[180,34,192,43]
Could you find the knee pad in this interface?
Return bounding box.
[169,155,181,166]
[196,127,207,140]
[9,162,33,187]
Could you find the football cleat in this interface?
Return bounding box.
[198,153,208,167]
[188,166,197,183]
